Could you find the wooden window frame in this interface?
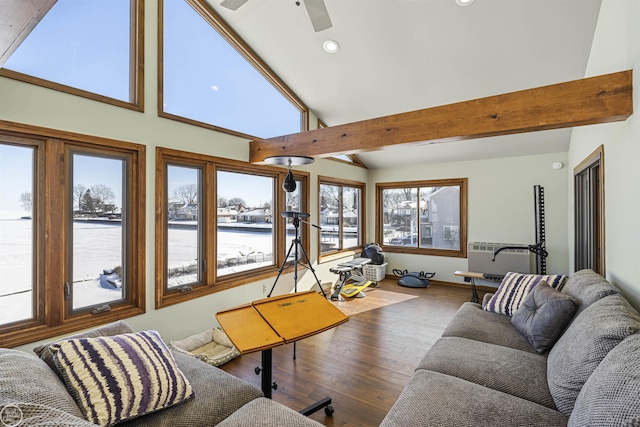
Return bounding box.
[0,121,146,348]
[157,0,308,139]
[574,145,605,274]
[0,0,145,111]
[318,176,366,261]
[155,147,310,308]
[375,178,468,258]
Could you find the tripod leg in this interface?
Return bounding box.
[297,242,327,298]
[267,239,297,297]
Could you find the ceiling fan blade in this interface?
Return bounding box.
[303,0,332,32]
[220,0,249,11]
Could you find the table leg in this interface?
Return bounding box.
[470,278,479,303]
[261,349,273,398]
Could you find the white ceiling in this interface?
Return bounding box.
[204,0,602,168]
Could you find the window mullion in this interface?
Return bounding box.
[205,162,216,287]
[44,138,67,326]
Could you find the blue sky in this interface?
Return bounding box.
[0,145,32,212]
[1,0,302,212]
[3,0,131,101]
[4,0,302,138]
[162,0,302,138]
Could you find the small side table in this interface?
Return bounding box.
[216,291,348,417]
[454,271,504,303]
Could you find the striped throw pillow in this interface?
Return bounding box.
[49,330,194,427]
[484,272,567,316]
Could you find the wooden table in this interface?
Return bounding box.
[454,271,505,303]
[216,290,348,416]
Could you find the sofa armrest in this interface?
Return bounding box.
[217,398,325,426]
[482,292,494,309]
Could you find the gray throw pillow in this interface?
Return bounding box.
[511,282,577,354]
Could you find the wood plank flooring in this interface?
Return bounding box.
[220,280,477,426]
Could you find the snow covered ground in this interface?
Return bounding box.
[0,215,275,324]
[1,210,361,325]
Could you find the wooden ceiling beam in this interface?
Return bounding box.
[249,70,633,163]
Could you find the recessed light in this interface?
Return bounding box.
[323,40,340,54]
[455,0,475,6]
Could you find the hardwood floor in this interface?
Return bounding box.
[220,280,476,426]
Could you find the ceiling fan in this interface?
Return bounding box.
[219,0,333,32]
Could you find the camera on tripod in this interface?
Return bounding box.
[281,211,310,219]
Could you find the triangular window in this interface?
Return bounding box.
[160,0,305,139]
[1,0,143,109]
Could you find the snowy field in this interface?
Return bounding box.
[0,215,275,324]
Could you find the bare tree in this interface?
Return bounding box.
[173,184,198,205]
[73,184,86,211]
[90,184,116,212]
[217,196,228,208]
[383,188,415,209]
[320,184,340,209]
[227,197,246,209]
[19,192,32,212]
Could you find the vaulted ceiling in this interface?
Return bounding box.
[205,0,603,168]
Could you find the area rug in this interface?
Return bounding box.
[331,288,418,316]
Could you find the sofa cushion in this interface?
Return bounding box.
[119,351,264,427]
[547,294,640,416]
[216,397,324,427]
[568,334,640,426]
[0,348,88,423]
[484,272,568,316]
[560,269,619,316]
[380,370,568,427]
[441,302,538,353]
[34,320,136,374]
[511,283,578,354]
[50,330,194,426]
[416,337,555,409]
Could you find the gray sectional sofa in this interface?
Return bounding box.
[0,322,323,427]
[3,269,639,426]
[381,269,640,426]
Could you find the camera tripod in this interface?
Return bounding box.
[268,211,326,299]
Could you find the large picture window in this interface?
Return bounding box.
[0,0,144,110]
[319,177,365,257]
[160,0,306,138]
[70,153,128,311]
[376,179,467,258]
[0,143,36,326]
[155,148,309,308]
[0,125,145,348]
[166,164,204,289]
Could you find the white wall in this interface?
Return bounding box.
[568,0,640,308]
[2,1,366,352]
[368,152,570,285]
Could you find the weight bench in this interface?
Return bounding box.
[330,257,372,301]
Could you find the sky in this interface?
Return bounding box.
[1,0,307,137]
[1,0,305,212]
[0,145,32,213]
